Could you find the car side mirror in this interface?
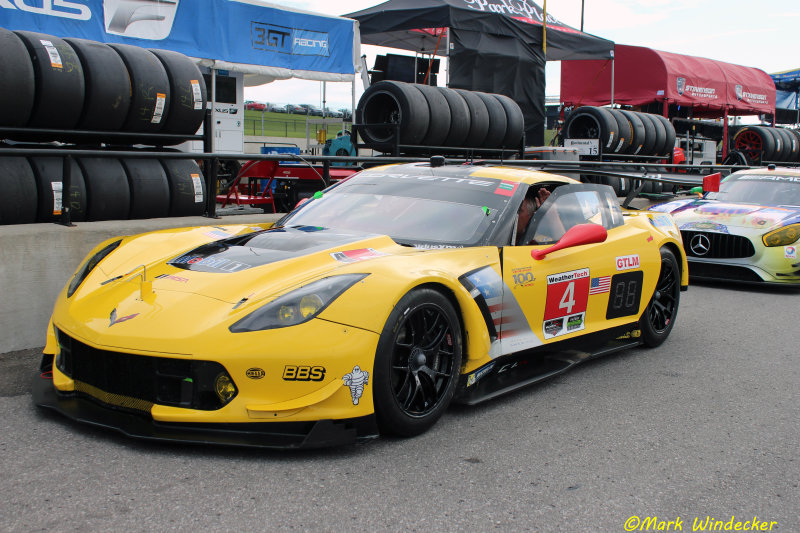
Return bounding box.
[531,224,608,260]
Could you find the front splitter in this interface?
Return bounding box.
[33,374,378,449]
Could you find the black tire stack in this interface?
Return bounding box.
[356,80,524,154]
[732,126,800,165]
[0,27,208,225]
[563,106,677,157]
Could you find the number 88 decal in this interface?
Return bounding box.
[606,271,643,319]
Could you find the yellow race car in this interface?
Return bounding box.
[34,161,688,448]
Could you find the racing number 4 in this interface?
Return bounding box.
[559,282,576,314]
[544,269,590,321]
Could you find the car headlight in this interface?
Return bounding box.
[762,224,800,247]
[229,274,368,332]
[67,240,122,297]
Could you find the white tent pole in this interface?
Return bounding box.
[610,57,615,106]
[445,27,450,87]
[210,67,217,152]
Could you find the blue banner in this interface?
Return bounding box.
[777,90,798,111]
[0,0,355,74]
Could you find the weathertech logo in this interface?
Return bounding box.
[104,0,179,40]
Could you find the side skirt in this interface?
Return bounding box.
[455,323,642,405]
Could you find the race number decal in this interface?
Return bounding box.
[606,271,644,319]
[543,268,589,339]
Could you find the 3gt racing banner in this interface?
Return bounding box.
[0,0,357,75]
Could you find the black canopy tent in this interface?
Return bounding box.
[346,0,614,145]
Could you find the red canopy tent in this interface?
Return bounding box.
[560,45,776,157]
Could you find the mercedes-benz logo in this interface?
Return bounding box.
[690,234,711,256]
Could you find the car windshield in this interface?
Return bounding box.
[279,168,515,246]
[706,172,800,206]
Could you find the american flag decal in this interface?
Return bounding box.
[589,276,611,294]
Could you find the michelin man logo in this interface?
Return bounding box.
[343,365,369,405]
[104,0,179,40]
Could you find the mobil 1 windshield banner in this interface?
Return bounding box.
[0,0,356,74]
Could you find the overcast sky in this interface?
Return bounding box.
[244,0,800,110]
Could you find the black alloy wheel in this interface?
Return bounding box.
[374,288,462,437]
[641,248,681,347]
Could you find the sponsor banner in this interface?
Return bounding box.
[0,0,356,75]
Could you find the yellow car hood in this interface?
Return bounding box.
[58,227,406,352]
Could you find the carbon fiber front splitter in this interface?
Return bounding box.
[33,374,379,449]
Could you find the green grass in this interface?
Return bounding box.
[243,110,350,139]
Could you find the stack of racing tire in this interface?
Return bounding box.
[732,125,800,165]
[563,106,676,157]
[356,80,525,154]
[563,106,679,197]
[0,27,208,225]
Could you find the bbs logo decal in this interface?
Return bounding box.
[283,365,325,381]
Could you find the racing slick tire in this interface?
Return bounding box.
[635,111,658,155]
[454,89,490,148]
[64,38,131,132]
[789,129,800,162]
[607,109,632,154]
[356,80,430,147]
[640,247,681,348]
[373,287,463,437]
[149,49,207,135]
[721,150,750,166]
[0,28,35,127]
[120,158,170,219]
[161,158,206,216]
[773,127,797,162]
[413,83,451,147]
[15,31,85,129]
[0,157,37,225]
[30,156,87,222]
[641,113,667,156]
[437,87,471,147]
[475,91,508,149]
[78,157,131,221]
[733,126,776,163]
[619,109,645,155]
[564,106,618,152]
[493,94,525,149]
[652,115,676,156]
[109,43,171,134]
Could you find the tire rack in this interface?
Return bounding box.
[0,110,217,225]
[352,122,526,160]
